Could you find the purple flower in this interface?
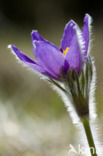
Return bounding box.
[8,14,92,81]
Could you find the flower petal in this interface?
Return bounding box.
[31,30,46,42]
[65,26,83,72]
[8,45,47,74]
[8,45,62,80]
[9,45,36,63]
[61,60,69,75]
[31,30,58,58]
[34,41,65,77]
[60,20,77,50]
[82,14,92,56]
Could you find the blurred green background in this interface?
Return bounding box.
[0,0,103,155]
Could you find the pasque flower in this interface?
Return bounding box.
[8,14,91,81]
[8,13,94,119]
[8,14,98,156]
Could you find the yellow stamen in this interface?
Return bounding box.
[63,47,69,55]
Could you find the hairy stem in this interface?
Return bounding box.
[82,117,97,156]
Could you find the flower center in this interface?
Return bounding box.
[63,47,69,55]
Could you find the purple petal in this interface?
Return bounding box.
[34,41,65,77]
[9,45,36,63]
[8,45,62,80]
[8,45,46,73]
[82,14,92,56]
[60,20,77,50]
[61,60,69,75]
[65,26,83,72]
[31,30,58,58]
[31,30,45,42]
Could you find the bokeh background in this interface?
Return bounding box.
[0,0,103,155]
